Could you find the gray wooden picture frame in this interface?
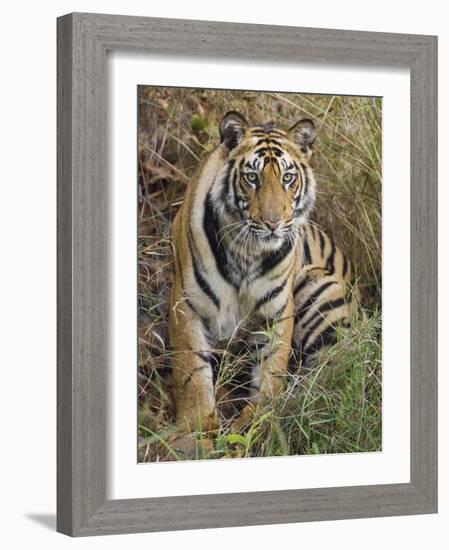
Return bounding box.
[57,12,438,537]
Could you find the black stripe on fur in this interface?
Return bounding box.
[295,280,337,323]
[254,279,288,312]
[203,191,237,288]
[301,298,346,350]
[188,236,221,309]
[257,239,293,278]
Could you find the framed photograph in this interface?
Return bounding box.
[57,13,437,536]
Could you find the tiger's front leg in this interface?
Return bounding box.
[232,296,294,432]
[169,302,219,434]
[259,296,294,400]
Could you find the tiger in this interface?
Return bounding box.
[168,111,352,437]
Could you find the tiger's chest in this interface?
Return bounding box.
[214,255,295,341]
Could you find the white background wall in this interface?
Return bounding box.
[0,1,445,547]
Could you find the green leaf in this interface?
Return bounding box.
[191,114,206,131]
[222,434,248,446]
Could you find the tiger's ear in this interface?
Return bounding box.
[289,119,316,155]
[220,111,248,150]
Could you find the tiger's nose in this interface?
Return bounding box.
[262,217,282,231]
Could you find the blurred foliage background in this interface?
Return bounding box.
[137,87,382,462]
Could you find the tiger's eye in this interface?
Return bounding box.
[245,172,259,186]
[282,173,296,185]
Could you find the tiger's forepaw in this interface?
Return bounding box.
[230,403,256,434]
[166,433,215,461]
[175,407,220,435]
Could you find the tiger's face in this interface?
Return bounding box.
[219,112,316,245]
